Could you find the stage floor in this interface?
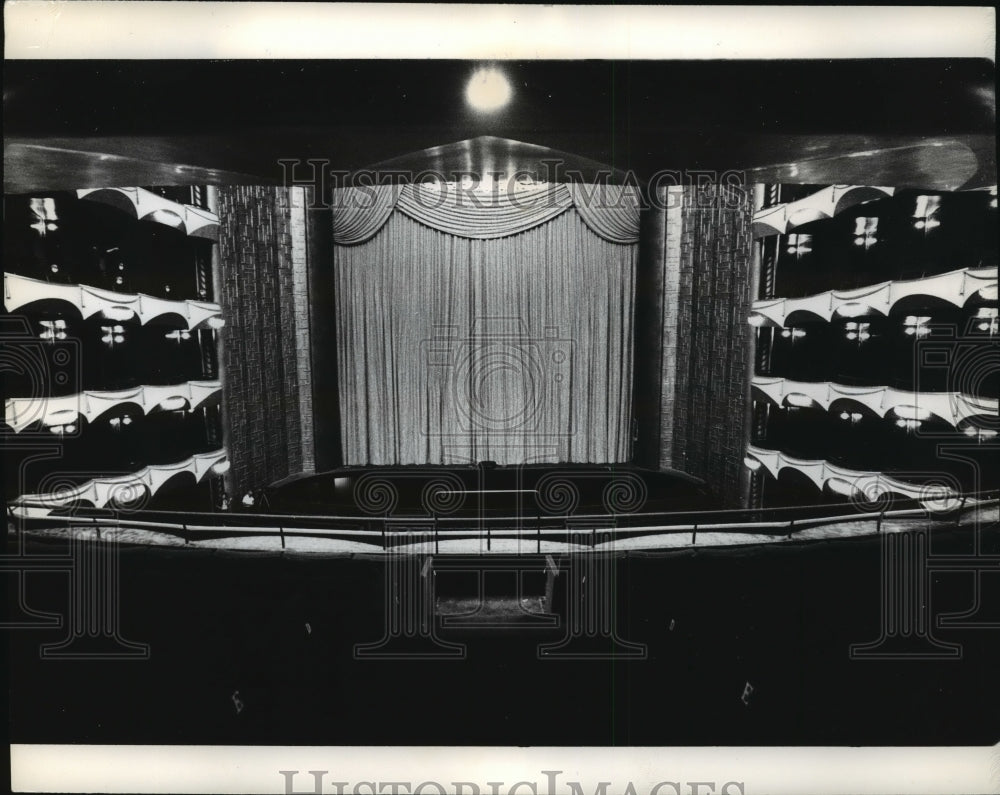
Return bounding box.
[266,463,719,518]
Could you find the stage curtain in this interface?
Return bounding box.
[335,210,636,465]
[332,185,402,245]
[395,183,572,239]
[331,182,641,245]
[566,183,642,243]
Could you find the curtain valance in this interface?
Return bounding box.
[566,183,642,244]
[331,185,402,245]
[331,183,641,245]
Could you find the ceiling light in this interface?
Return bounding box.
[466,67,512,112]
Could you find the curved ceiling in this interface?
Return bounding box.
[356,135,632,185]
[4,59,995,192]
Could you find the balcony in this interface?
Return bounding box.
[749,266,996,328]
[4,272,224,331]
[11,449,229,515]
[5,380,222,434]
[76,187,218,240]
[745,445,963,509]
[752,184,895,238]
[750,376,997,429]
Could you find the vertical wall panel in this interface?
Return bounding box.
[634,183,754,507]
[217,186,312,496]
[672,184,754,507]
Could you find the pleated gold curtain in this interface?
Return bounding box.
[334,198,637,466]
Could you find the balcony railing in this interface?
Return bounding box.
[4,272,224,331]
[750,376,997,428]
[752,185,895,238]
[749,266,997,327]
[744,444,974,505]
[76,187,219,240]
[10,449,228,511]
[5,381,222,433]
[9,487,997,554]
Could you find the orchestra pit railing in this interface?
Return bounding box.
[9,489,998,554]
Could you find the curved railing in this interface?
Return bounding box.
[749,266,996,327]
[4,272,225,331]
[76,187,219,240]
[743,444,989,504]
[752,185,896,238]
[9,486,996,554]
[4,381,222,433]
[11,449,229,511]
[751,376,997,427]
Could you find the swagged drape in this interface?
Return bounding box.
[333,183,640,466]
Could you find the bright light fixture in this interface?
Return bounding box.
[896,405,932,421]
[102,305,135,322]
[466,67,512,112]
[785,393,815,408]
[836,302,874,318]
[159,396,188,412]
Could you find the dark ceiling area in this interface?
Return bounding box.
[4,59,996,192]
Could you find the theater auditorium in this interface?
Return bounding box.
[4,57,998,746]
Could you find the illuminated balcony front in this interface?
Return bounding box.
[752,184,895,238]
[744,445,965,511]
[4,272,224,331]
[749,266,996,328]
[76,187,219,240]
[10,449,229,515]
[5,380,222,434]
[750,376,997,429]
